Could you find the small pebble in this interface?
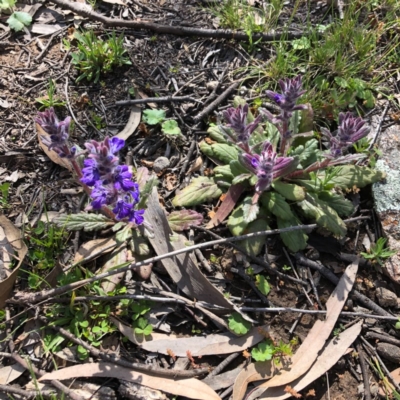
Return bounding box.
[377,342,400,363]
[375,287,398,308]
[206,81,218,91]
[153,156,170,173]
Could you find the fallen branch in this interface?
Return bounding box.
[47,0,306,42]
[114,96,198,107]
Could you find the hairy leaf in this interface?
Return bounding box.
[228,202,249,236]
[297,193,347,237]
[201,142,239,164]
[115,225,133,243]
[207,125,228,144]
[167,210,203,232]
[261,191,293,220]
[294,138,320,167]
[137,174,159,209]
[318,165,385,189]
[242,197,260,223]
[236,217,270,257]
[318,191,354,217]
[271,181,306,201]
[290,110,302,136]
[214,165,234,182]
[54,213,114,231]
[172,176,222,207]
[0,0,15,9]
[277,214,308,253]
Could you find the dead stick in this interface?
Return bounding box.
[114,96,198,107]
[9,216,369,305]
[357,342,372,400]
[47,0,307,42]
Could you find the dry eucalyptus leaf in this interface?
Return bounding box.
[116,107,141,141]
[0,363,25,384]
[232,362,274,400]
[39,362,221,400]
[0,215,28,308]
[74,237,118,264]
[246,261,359,399]
[111,316,269,357]
[251,322,362,400]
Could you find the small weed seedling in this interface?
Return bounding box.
[142,109,183,138]
[0,0,31,31]
[71,30,132,83]
[252,339,293,365]
[36,79,66,110]
[228,312,251,335]
[361,237,396,266]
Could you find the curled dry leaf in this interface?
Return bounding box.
[0,215,28,308]
[116,107,141,141]
[232,362,274,400]
[145,188,234,311]
[245,261,359,400]
[74,237,118,264]
[38,362,221,400]
[250,322,362,400]
[111,316,269,357]
[36,123,73,172]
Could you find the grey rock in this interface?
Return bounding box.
[206,81,218,91]
[153,156,170,173]
[371,115,400,283]
[377,342,400,363]
[375,287,398,307]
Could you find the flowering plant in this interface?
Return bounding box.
[173,76,384,254]
[35,108,146,238]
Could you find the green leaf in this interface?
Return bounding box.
[207,125,228,144]
[297,105,314,133]
[212,143,239,164]
[228,202,249,236]
[251,342,274,361]
[255,275,270,296]
[334,76,348,88]
[318,191,354,217]
[54,213,114,231]
[115,225,133,243]
[297,193,347,237]
[317,165,385,190]
[161,120,181,135]
[232,173,252,184]
[0,0,14,10]
[228,312,251,335]
[292,36,311,50]
[272,181,305,201]
[242,197,259,223]
[142,109,166,125]
[137,175,159,209]
[214,165,234,182]
[172,176,222,207]
[290,110,302,136]
[261,191,293,220]
[7,11,32,32]
[167,210,203,231]
[236,217,270,257]
[292,139,320,167]
[277,214,308,253]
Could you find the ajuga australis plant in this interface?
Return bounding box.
[172,76,384,254]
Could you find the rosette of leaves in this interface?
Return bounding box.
[172,97,384,254]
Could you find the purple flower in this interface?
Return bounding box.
[221,104,262,145]
[265,75,307,114]
[128,209,145,225]
[240,141,298,192]
[36,107,71,158]
[113,165,136,191]
[322,112,370,157]
[113,199,134,220]
[81,159,100,186]
[90,183,117,209]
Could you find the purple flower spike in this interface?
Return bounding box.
[265,75,307,114]
[36,108,71,157]
[240,141,297,193]
[129,209,145,225]
[322,112,370,158]
[113,199,134,220]
[222,104,262,145]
